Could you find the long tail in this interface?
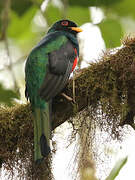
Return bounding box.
[33,102,51,163]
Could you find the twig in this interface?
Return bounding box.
[73,71,76,102]
[61,92,73,101]
[0,0,10,40]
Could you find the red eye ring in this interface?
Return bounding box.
[61,21,69,26]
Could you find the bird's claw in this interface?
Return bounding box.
[61,93,76,104]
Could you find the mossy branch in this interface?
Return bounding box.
[1,36,135,178]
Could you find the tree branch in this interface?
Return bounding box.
[1,35,135,178]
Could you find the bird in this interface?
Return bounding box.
[25,19,82,163]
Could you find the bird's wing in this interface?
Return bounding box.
[39,38,77,101]
[25,34,78,105]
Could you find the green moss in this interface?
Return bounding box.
[67,36,135,137]
[1,36,135,179]
[0,104,33,178]
[0,104,53,179]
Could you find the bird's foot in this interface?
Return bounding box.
[61,93,76,103]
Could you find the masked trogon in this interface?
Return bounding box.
[25,19,82,163]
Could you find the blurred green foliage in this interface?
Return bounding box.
[0,83,18,106]
[8,6,38,49]
[67,0,122,7]
[110,0,135,18]
[67,6,90,25]
[11,0,33,16]
[45,4,63,26]
[98,18,123,48]
[1,0,135,104]
[1,0,135,49]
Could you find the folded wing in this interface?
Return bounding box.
[39,39,77,101]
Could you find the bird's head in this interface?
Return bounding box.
[48,19,83,35]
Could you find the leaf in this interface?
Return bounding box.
[0,83,19,106]
[45,4,90,26]
[65,0,122,7]
[32,0,43,5]
[45,5,63,26]
[110,0,135,19]
[0,1,3,16]
[8,6,37,38]
[7,6,38,49]
[106,156,128,180]
[67,6,90,25]
[11,0,33,16]
[98,18,123,48]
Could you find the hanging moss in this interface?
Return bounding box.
[0,104,53,179]
[67,36,135,131]
[1,36,135,179]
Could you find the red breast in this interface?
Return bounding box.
[72,48,78,71]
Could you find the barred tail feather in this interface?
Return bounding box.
[33,103,51,163]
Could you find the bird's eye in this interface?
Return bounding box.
[61,21,69,26]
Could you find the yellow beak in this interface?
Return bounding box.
[70,27,83,32]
